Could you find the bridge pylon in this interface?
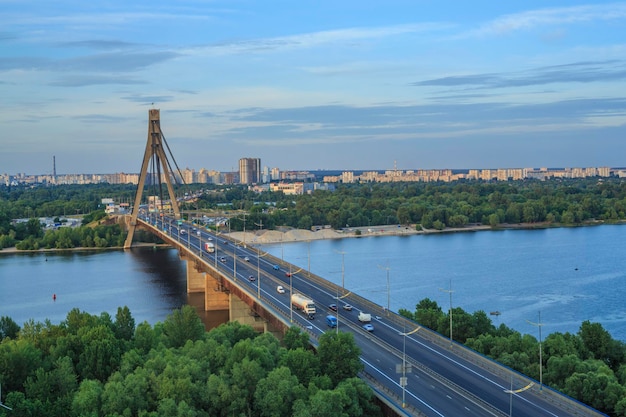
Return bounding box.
[124,109,182,249]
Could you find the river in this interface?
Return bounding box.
[1,224,625,341]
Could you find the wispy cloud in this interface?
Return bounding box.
[413,60,626,89]
[191,23,449,55]
[49,75,147,87]
[0,51,180,76]
[467,3,626,37]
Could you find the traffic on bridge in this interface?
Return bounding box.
[133,212,605,417]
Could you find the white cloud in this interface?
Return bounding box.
[468,3,626,37]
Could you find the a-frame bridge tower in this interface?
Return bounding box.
[124,109,182,249]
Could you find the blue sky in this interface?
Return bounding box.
[2,1,626,175]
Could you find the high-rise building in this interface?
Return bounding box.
[239,158,261,184]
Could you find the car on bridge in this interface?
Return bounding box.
[248,275,256,282]
[244,256,250,262]
[285,271,292,277]
[272,265,280,270]
[362,323,374,332]
[276,285,285,294]
[219,256,226,262]
[343,304,353,311]
[328,304,337,311]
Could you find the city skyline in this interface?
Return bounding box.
[2,1,626,175]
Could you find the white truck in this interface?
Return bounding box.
[358,312,372,322]
[291,293,316,319]
[204,242,215,253]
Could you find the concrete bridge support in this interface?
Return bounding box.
[179,251,283,336]
[229,295,267,333]
[185,260,205,293]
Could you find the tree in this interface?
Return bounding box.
[317,332,362,386]
[77,324,122,382]
[414,298,443,330]
[163,305,205,348]
[282,326,310,350]
[0,316,20,340]
[279,348,320,386]
[254,366,306,417]
[0,338,43,392]
[113,306,135,341]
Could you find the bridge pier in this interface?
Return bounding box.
[229,295,267,333]
[185,260,205,293]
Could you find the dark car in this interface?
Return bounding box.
[329,304,337,311]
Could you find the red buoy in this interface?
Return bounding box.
[53,293,56,301]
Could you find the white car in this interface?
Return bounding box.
[276,285,285,294]
[244,256,250,262]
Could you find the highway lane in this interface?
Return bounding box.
[144,215,605,417]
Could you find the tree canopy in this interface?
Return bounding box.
[0,307,381,417]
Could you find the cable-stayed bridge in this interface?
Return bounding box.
[121,109,606,417]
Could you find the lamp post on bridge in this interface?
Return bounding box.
[398,326,420,408]
[378,263,391,316]
[254,220,265,299]
[439,280,454,346]
[527,311,544,390]
[257,250,269,299]
[335,250,346,294]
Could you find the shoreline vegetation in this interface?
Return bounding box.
[1,219,623,253]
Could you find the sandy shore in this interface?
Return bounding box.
[227,224,493,245]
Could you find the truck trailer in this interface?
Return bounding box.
[204,242,215,253]
[291,293,316,319]
[358,312,372,322]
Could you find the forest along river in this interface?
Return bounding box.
[1,224,625,341]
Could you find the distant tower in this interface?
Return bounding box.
[53,155,57,177]
[239,158,261,184]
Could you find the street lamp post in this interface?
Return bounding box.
[289,264,293,323]
[335,250,346,293]
[257,249,269,299]
[255,220,265,299]
[504,378,534,416]
[527,311,544,390]
[378,264,391,315]
[439,280,454,346]
[399,326,420,408]
[233,242,237,281]
[307,239,311,278]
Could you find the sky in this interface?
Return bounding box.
[2,1,626,175]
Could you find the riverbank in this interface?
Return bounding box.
[228,219,622,244]
[2,220,620,252]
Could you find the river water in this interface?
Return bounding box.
[1,225,625,341]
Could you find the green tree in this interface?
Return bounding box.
[282,326,310,350]
[414,298,443,330]
[254,366,306,417]
[113,306,135,341]
[317,332,362,386]
[0,316,20,340]
[77,324,122,382]
[163,305,205,348]
[279,348,320,386]
[71,379,103,417]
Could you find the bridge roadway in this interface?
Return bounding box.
[136,214,606,417]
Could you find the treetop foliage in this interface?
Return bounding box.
[400,299,626,415]
[0,306,380,417]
